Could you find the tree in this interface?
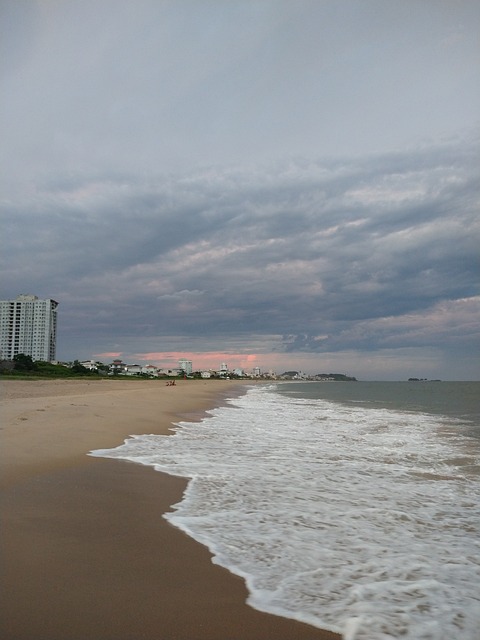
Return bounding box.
[13,353,37,371]
[71,360,89,374]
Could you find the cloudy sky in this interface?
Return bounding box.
[1,0,479,380]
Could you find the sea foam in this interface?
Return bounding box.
[90,385,480,640]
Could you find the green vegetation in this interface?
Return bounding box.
[0,355,98,378]
[13,353,37,371]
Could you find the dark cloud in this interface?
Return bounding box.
[1,1,479,378]
[1,137,478,378]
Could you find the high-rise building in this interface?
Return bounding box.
[178,358,193,375]
[0,294,59,362]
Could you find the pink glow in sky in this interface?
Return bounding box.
[131,351,262,372]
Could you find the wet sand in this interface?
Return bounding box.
[0,378,340,640]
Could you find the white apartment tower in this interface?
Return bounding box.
[0,294,59,362]
[178,358,193,375]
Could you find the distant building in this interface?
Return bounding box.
[0,294,58,361]
[142,364,158,377]
[109,359,126,374]
[178,358,193,375]
[80,360,98,371]
[157,368,174,376]
[124,364,142,376]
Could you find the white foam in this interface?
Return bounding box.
[90,386,480,640]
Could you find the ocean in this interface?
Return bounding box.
[90,381,480,640]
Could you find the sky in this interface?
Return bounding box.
[1,0,479,380]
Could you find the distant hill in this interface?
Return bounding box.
[280,371,357,381]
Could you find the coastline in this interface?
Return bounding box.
[0,378,340,640]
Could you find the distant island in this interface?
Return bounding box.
[408,378,442,382]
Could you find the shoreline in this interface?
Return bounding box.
[0,378,340,640]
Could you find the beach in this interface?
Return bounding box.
[0,378,340,640]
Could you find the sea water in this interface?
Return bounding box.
[90,382,480,640]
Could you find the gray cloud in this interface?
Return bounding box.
[2,137,479,377]
[1,1,479,379]
[2,1,479,180]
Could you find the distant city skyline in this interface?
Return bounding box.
[1,1,479,381]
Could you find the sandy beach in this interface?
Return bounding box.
[0,378,340,640]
